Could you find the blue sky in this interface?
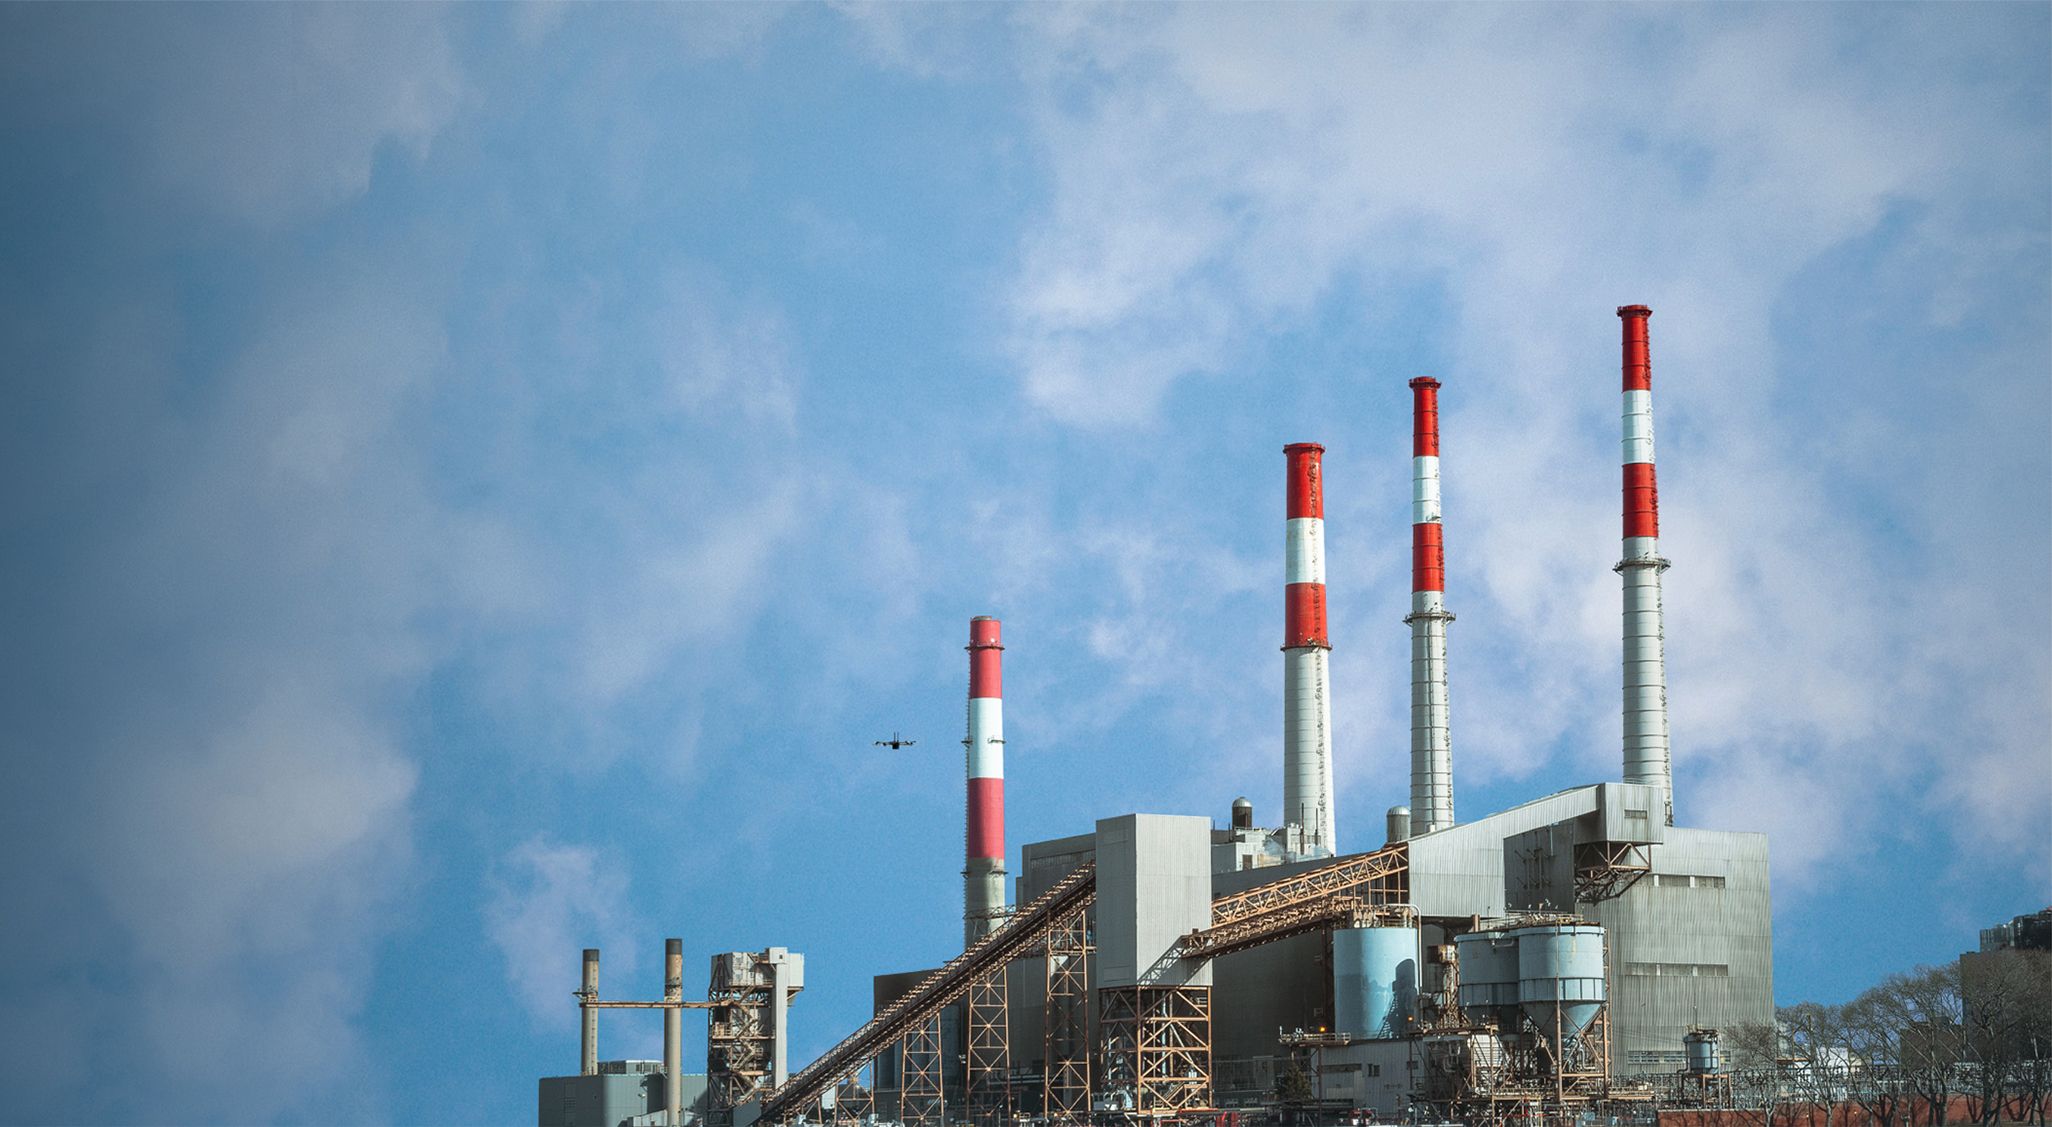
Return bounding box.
[1,4,2046,1123]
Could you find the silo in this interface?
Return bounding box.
[1513,924,1606,1044]
[1453,930,1520,1029]
[1333,926,1420,1038]
[1685,1028,1721,1075]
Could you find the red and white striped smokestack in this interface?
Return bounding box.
[1616,306,1674,826]
[1283,443,1337,857]
[1406,378,1455,835]
[964,616,1007,946]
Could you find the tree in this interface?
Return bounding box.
[1276,1060,1315,1109]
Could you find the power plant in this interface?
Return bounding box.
[539,306,1775,1127]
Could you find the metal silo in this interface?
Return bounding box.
[1453,930,1520,1028]
[1512,924,1606,1044]
[1333,925,1420,1038]
[1685,1028,1721,1075]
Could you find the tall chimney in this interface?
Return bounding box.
[1616,305,1674,825]
[580,948,600,1076]
[1406,377,1456,834]
[1283,443,1337,857]
[665,938,684,1124]
[964,616,1007,946]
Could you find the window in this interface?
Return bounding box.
[1623,961,1731,978]
[1653,873,1726,889]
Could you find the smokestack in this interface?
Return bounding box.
[1616,305,1674,825]
[964,616,1007,947]
[665,938,683,1125]
[581,948,600,1076]
[1406,377,1456,835]
[1283,443,1337,857]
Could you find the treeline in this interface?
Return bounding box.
[1716,949,2052,1126]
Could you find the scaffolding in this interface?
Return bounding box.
[1044,908,1093,1124]
[1099,985,1214,1118]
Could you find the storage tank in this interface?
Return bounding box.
[1512,924,1606,1043]
[1453,930,1520,1028]
[1685,1028,1721,1075]
[1333,926,1419,1038]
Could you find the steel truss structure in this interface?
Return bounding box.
[708,964,776,1126]
[824,1067,875,1127]
[1099,985,1214,1118]
[965,970,1010,1126]
[900,1015,945,1127]
[1205,844,1408,930]
[761,862,1098,1122]
[1043,909,1093,1125]
[1573,839,1652,902]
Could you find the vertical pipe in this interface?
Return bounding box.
[581,947,600,1076]
[964,616,1007,947]
[1405,377,1456,834]
[1283,443,1337,857]
[665,938,684,1125]
[1616,305,1674,825]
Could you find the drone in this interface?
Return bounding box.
[873,732,917,750]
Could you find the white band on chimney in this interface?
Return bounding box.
[1285,517,1325,585]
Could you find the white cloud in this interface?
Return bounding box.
[488,839,644,1026]
[997,5,2050,879]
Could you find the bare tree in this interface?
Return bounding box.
[1963,947,2052,1125]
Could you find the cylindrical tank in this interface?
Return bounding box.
[1453,930,1520,1028]
[1513,924,1606,1043]
[1386,805,1412,844]
[1334,926,1419,1038]
[1232,797,1254,830]
[1686,1028,1721,1075]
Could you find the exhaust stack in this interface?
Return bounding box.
[665,938,684,1125]
[1283,443,1337,857]
[1406,377,1456,835]
[964,616,1007,946]
[580,948,600,1076]
[1616,305,1674,825]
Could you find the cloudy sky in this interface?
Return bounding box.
[1,3,2046,1123]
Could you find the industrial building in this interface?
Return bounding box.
[540,305,1774,1127]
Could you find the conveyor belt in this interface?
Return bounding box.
[1206,842,1407,927]
[760,862,1097,1122]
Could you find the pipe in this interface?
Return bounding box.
[964,616,1007,947]
[1283,443,1337,857]
[581,948,600,1076]
[665,938,683,1125]
[1405,377,1456,835]
[1616,305,1674,825]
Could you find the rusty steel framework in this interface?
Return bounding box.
[1206,844,1408,929]
[1043,908,1093,1124]
[762,862,1098,1122]
[1572,840,1652,902]
[965,970,1010,1125]
[824,1068,875,1127]
[900,1014,945,1127]
[759,843,1410,1126]
[707,969,776,1125]
[1099,985,1214,1118]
